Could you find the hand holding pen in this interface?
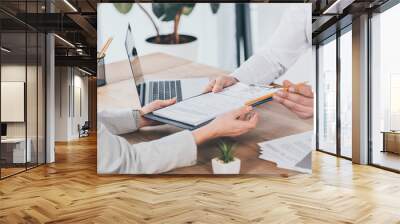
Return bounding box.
[272,80,314,119]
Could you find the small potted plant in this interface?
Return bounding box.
[212,141,241,174]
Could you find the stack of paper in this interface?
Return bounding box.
[258,131,313,173]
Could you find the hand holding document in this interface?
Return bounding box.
[258,131,313,173]
[152,82,278,127]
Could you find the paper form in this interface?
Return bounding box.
[258,131,313,173]
[153,83,277,126]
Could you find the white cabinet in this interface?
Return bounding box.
[1,138,32,163]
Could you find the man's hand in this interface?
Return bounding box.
[272,80,314,119]
[204,76,238,93]
[192,106,259,144]
[138,98,177,128]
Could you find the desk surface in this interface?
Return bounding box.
[381,131,400,134]
[1,138,26,143]
[98,53,313,175]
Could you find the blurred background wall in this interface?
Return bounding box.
[97,3,315,88]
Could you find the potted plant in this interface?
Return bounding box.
[114,3,220,60]
[212,141,241,174]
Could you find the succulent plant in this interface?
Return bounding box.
[217,140,235,164]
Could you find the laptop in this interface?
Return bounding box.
[124,23,209,107]
[125,23,276,130]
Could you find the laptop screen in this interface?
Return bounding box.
[125,23,144,85]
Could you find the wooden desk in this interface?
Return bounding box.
[98,53,313,175]
[381,131,400,154]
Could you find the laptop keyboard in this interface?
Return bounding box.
[149,80,182,102]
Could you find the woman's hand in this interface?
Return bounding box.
[272,80,314,119]
[138,98,176,128]
[204,76,239,93]
[192,106,259,144]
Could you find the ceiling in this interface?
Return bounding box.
[0,0,394,72]
[0,0,98,72]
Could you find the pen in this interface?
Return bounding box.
[268,81,309,91]
[245,93,275,106]
[97,37,113,59]
[244,81,309,106]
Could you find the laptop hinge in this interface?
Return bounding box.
[139,83,146,106]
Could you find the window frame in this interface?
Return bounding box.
[367,0,400,173]
[315,24,352,161]
[0,0,48,180]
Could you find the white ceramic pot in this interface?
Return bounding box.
[144,34,198,61]
[211,157,241,174]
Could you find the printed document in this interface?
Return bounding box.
[258,131,313,173]
[153,83,277,126]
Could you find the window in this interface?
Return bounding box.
[370,2,400,171]
[1,31,28,178]
[0,1,47,179]
[317,36,337,155]
[317,26,353,159]
[390,74,400,130]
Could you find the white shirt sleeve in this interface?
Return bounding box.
[98,109,140,135]
[97,109,197,174]
[232,5,312,85]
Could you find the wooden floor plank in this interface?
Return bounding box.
[0,135,400,223]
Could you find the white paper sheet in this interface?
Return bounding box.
[258,131,313,173]
[153,83,277,126]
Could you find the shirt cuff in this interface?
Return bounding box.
[98,109,140,135]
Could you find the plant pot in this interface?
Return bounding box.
[211,157,241,174]
[145,34,198,61]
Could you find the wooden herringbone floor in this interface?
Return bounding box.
[1,135,400,224]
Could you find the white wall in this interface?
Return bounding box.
[250,3,314,88]
[1,65,38,138]
[75,74,89,124]
[98,3,237,71]
[98,3,313,82]
[55,67,68,141]
[1,65,26,141]
[71,74,89,138]
[54,67,89,141]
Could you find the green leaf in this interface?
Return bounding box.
[161,8,178,21]
[152,3,164,19]
[113,3,133,14]
[182,4,195,16]
[217,140,235,163]
[161,4,181,21]
[151,3,219,24]
[210,3,220,14]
